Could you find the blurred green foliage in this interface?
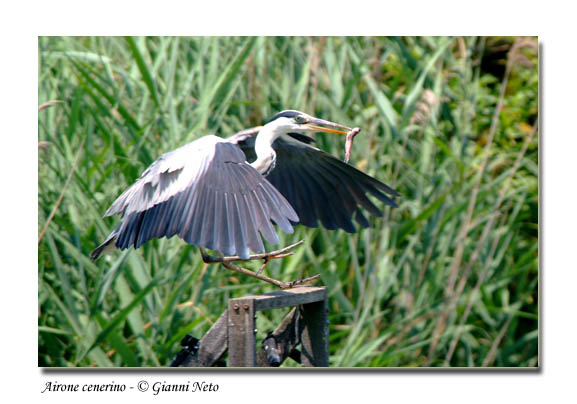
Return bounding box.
[38,36,538,367]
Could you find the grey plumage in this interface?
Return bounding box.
[91,135,298,260]
[91,111,399,262]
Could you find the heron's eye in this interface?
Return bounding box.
[295,116,306,123]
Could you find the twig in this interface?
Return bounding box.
[221,261,320,289]
[201,240,319,289]
[200,240,304,263]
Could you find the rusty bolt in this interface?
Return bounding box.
[233,303,239,310]
[243,303,249,310]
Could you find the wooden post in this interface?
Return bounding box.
[172,286,329,367]
[228,298,256,367]
[300,297,329,367]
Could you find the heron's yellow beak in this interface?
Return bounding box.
[304,117,351,135]
[304,124,349,135]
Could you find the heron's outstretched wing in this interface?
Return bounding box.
[91,135,298,260]
[229,130,399,233]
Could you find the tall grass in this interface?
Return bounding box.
[38,36,538,367]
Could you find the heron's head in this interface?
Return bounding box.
[266,110,351,136]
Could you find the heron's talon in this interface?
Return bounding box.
[200,248,222,264]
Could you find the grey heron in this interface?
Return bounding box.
[91,110,399,287]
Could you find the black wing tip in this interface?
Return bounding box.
[385,197,399,208]
[89,245,104,260]
[90,228,120,260]
[342,225,358,234]
[372,191,400,209]
[325,150,401,198]
[388,188,402,198]
[366,175,401,198]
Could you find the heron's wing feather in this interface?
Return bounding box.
[265,135,399,232]
[102,135,297,259]
[104,137,212,217]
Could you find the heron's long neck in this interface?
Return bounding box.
[251,124,279,176]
